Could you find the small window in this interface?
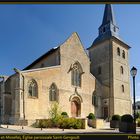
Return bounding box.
[120,66,124,74]
[98,66,101,75]
[121,85,124,93]
[122,50,125,59]
[41,63,44,68]
[117,47,120,56]
[28,79,38,98]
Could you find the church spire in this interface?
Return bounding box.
[92,4,119,46]
[101,4,116,26]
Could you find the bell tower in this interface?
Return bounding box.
[88,4,132,119]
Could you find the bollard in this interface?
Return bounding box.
[41,127,43,131]
[22,126,24,129]
[7,125,8,128]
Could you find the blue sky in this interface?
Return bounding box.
[0,4,140,100]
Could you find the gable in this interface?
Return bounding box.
[60,32,90,63]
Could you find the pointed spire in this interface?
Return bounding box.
[90,4,120,46]
[102,4,116,26]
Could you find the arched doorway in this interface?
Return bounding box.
[71,97,81,117]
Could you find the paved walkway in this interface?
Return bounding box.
[0,125,125,134]
[0,124,140,134]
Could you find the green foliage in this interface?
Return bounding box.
[137,118,140,127]
[87,113,95,120]
[49,102,62,127]
[111,115,121,121]
[49,102,61,119]
[60,118,83,129]
[61,112,69,118]
[33,103,84,129]
[136,112,140,119]
[34,118,85,129]
[121,114,133,123]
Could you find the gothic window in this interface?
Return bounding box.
[49,83,58,102]
[71,62,83,87]
[117,47,120,56]
[28,79,38,98]
[120,66,124,74]
[121,85,124,93]
[98,66,102,75]
[122,50,125,59]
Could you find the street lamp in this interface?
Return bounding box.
[130,66,137,134]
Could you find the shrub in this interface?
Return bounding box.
[87,113,95,120]
[61,112,69,118]
[111,115,121,121]
[137,118,140,127]
[58,118,84,129]
[136,112,140,119]
[33,118,84,129]
[121,114,133,123]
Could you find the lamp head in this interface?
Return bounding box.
[131,66,137,77]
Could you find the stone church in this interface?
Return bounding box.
[0,4,132,125]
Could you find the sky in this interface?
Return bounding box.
[0,4,140,100]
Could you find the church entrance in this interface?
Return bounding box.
[71,97,81,117]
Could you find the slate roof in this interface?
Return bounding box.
[23,47,59,70]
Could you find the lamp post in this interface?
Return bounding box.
[130,66,137,134]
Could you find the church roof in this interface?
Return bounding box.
[23,47,59,70]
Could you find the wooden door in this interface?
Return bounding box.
[71,101,78,117]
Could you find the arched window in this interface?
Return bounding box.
[122,50,125,59]
[121,85,124,93]
[28,79,38,98]
[49,83,58,102]
[71,62,83,87]
[120,66,124,74]
[117,47,120,56]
